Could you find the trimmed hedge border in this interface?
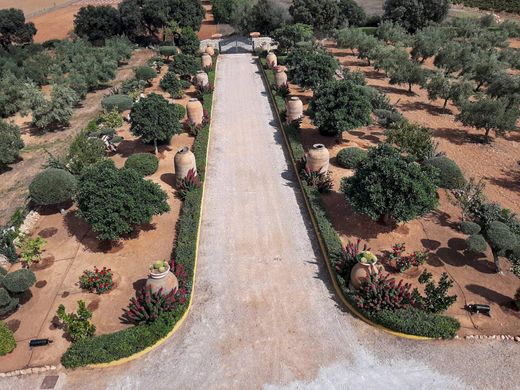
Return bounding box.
[259,57,459,339]
[61,62,218,368]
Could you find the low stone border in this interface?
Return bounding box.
[461,334,520,341]
[0,364,59,377]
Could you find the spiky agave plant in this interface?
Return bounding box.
[177,168,201,200]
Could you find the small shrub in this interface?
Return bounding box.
[29,168,77,205]
[389,243,428,273]
[0,322,15,356]
[300,165,333,193]
[460,221,481,235]
[177,169,201,200]
[123,286,182,325]
[0,120,24,168]
[159,46,177,60]
[0,288,18,316]
[134,66,157,84]
[170,53,199,78]
[355,272,416,314]
[374,109,404,128]
[386,122,437,162]
[160,71,184,99]
[56,301,96,342]
[466,234,488,253]
[98,109,123,129]
[415,269,457,313]
[2,268,36,294]
[336,147,367,169]
[124,153,159,176]
[79,267,114,294]
[67,130,106,176]
[18,236,46,267]
[101,94,133,112]
[424,157,465,190]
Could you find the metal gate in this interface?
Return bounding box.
[218,37,253,54]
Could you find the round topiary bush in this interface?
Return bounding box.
[466,234,488,253]
[102,94,134,112]
[0,322,15,356]
[29,168,77,206]
[2,269,36,294]
[336,147,367,169]
[135,66,157,82]
[460,221,481,235]
[424,156,465,189]
[124,153,159,176]
[159,46,177,59]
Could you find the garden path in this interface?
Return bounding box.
[1,54,518,390]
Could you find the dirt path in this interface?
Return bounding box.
[0,49,153,225]
[1,54,518,390]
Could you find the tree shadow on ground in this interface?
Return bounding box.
[399,101,451,116]
[432,127,482,146]
[486,169,520,193]
[466,284,519,312]
[435,241,495,274]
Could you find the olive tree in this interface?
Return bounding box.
[271,23,314,53]
[286,47,339,90]
[211,0,238,24]
[426,72,474,109]
[388,59,428,93]
[31,84,80,131]
[309,79,372,137]
[76,159,169,241]
[130,93,184,153]
[74,5,122,44]
[383,0,450,32]
[0,120,24,168]
[341,143,439,225]
[289,0,339,33]
[487,73,520,110]
[230,0,286,35]
[411,26,446,63]
[376,20,411,46]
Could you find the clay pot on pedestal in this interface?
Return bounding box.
[349,252,380,290]
[306,144,329,173]
[285,96,303,123]
[186,98,204,126]
[145,262,179,294]
[174,146,197,182]
[205,46,215,56]
[275,69,287,88]
[266,52,277,69]
[201,53,212,69]
[195,71,209,88]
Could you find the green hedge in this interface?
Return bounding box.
[61,58,217,368]
[259,58,459,340]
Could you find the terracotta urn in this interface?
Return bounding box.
[174,146,197,182]
[285,96,303,123]
[266,52,277,69]
[250,32,261,38]
[205,45,215,56]
[211,33,222,39]
[201,53,212,69]
[186,98,204,126]
[145,262,179,294]
[195,70,209,88]
[306,144,329,173]
[275,69,288,88]
[349,251,380,290]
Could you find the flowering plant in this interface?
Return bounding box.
[389,243,428,273]
[79,266,114,294]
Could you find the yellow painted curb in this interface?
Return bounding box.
[258,59,433,341]
[86,59,220,369]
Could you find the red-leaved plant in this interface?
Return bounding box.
[355,272,416,314]
[389,243,429,273]
[177,169,201,200]
[335,239,370,280]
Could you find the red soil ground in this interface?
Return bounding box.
[286,40,520,337]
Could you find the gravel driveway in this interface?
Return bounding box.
[1,54,518,390]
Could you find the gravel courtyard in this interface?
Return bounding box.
[1,54,518,390]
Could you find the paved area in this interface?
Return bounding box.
[1,54,518,390]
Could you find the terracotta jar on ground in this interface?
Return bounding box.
[201,53,212,69]
[306,144,329,173]
[285,96,303,123]
[195,70,209,88]
[145,264,179,294]
[174,146,197,182]
[275,69,287,88]
[266,52,277,69]
[349,262,380,290]
[205,45,215,56]
[187,98,204,126]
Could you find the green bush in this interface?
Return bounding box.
[466,234,488,253]
[372,307,460,339]
[0,322,16,356]
[67,130,106,176]
[134,66,157,83]
[336,147,367,169]
[169,53,199,78]
[460,221,481,235]
[160,71,184,99]
[101,94,133,112]
[124,153,159,176]
[159,46,177,60]
[2,268,36,293]
[29,168,77,205]
[0,119,24,168]
[56,300,96,342]
[286,47,339,90]
[386,122,437,161]
[424,157,465,190]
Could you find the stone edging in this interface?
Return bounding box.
[0,364,59,378]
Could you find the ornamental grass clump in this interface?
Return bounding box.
[300,165,333,193]
[79,267,114,294]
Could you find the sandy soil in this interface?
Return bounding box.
[2,53,519,390]
[283,41,520,336]
[0,62,199,372]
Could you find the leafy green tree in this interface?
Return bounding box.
[309,79,372,137]
[487,73,520,110]
[160,71,184,98]
[105,36,133,64]
[271,23,314,53]
[0,8,36,48]
[169,53,199,78]
[231,0,286,35]
[74,5,122,44]
[175,27,199,56]
[466,52,507,92]
[211,0,239,24]
[0,72,26,118]
[335,28,368,55]
[0,120,24,168]
[386,121,437,161]
[434,41,474,76]
[388,59,428,93]
[341,143,439,224]
[411,26,446,63]
[76,159,169,241]
[289,0,339,33]
[371,45,408,75]
[376,20,410,46]
[66,130,106,175]
[457,96,520,143]
[286,46,338,89]
[31,84,80,130]
[355,34,380,66]
[383,0,450,32]
[130,93,183,153]
[426,72,473,109]
[159,45,177,61]
[167,0,205,31]
[337,0,366,27]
